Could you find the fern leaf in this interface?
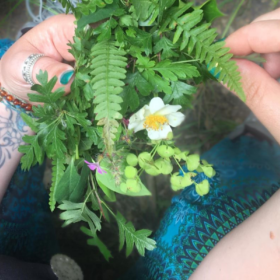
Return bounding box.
[115,212,156,257]
[90,42,127,154]
[49,157,65,211]
[170,6,245,100]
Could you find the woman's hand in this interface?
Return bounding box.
[0,14,76,101]
[225,8,280,143]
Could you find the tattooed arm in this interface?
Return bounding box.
[0,102,33,202]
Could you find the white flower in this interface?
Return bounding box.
[128,97,185,140]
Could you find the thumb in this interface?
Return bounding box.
[234,58,280,143]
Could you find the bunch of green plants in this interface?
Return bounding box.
[18,0,244,260]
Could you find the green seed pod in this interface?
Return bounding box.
[200,165,215,178]
[155,158,173,175]
[120,183,128,193]
[126,179,141,193]
[195,180,210,196]
[145,166,160,176]
[170,173,184,188]
[138,152,152,168]
[126,153,138,167]
[186,154,200,171]
[124,166,137,179]
[157,145,174,158]
[174,147,181,155]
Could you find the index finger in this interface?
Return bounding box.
[225,20,280,56]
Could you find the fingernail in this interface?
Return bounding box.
[60,70,74,85]
[207,63,221,79]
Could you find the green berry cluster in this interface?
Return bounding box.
[122,142,217,196]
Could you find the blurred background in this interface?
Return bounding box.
[0,0,280,279]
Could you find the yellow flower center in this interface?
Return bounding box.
[143,115,168,131]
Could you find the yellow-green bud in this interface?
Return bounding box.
[126,153,138,166]
[124,166,137,179]
[126,179,141,193]
[155,158,173,175]
[145,166,160,176]
[186,154,200,171]
[157,145,174,158]
[195,180,210,196]
[138,152,152,168]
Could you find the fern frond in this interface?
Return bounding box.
[90,41,127,154]
[49,157,65,211]
[169,6,245,101]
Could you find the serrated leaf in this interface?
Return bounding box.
[115,212,156,257]
[54,157,81,202]
[49,157,65,211]
[199,0,225,23]
[77,1,119,30]
[80,226,113,261]
[163,81,197,106]
[153,37,179,60]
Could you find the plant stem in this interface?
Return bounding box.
[222,0,246,39]
[90,173,106,219]
[173,156,185,174]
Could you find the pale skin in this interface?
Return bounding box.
[1,9,280,279]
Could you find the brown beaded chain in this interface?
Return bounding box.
[0,84,33,116]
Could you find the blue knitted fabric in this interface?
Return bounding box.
[0,39,14,58]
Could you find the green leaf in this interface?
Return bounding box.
[158,0,176,22]
[49,157,65,211]
[77,1,119,30]
[163,81,197,106]
[153,37,179,60]
[199,0,225,23]
[120,85,139,114]
[131,0,156,21]
[80,226,113,261]
[98,179,116,202]
[69,163,90,202]
[115,212,156,257]
[153,60,199,81]
[54,157,81,202]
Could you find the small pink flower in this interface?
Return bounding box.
[84,160,107,175]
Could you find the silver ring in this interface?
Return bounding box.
[22,53,45,86]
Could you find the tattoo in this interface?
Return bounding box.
[0,103,28,168]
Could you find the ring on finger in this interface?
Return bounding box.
[22,53,45,86]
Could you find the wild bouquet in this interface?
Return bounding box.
[19,0,244,260]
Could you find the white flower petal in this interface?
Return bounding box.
[128,105,150,130]
[166,112,185,127]
[149,97,165,114]
[134,120,145,133]
[147,125,172,140]
[155,104,182,116]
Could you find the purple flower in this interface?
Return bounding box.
[84,160,107,175]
